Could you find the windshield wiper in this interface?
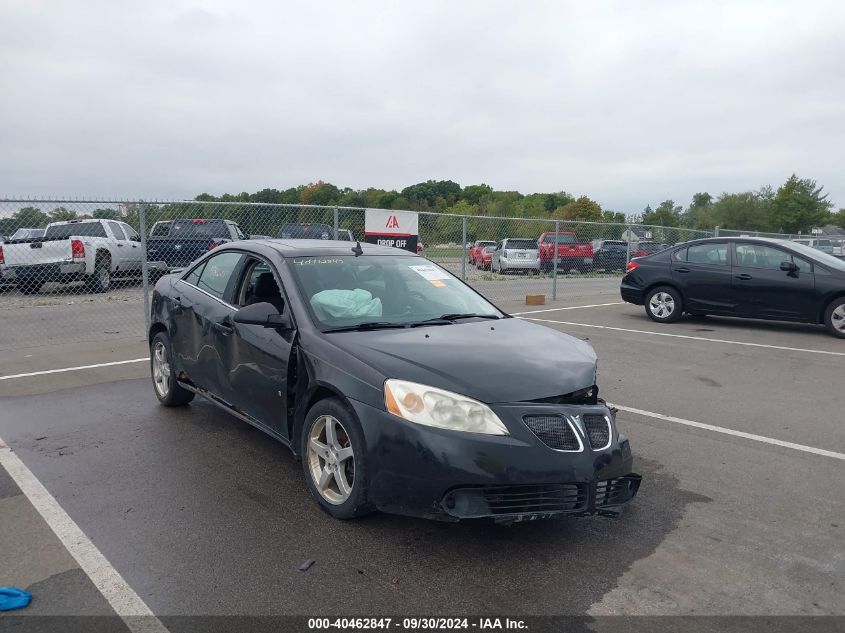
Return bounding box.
[412,313,501,326]
[323,321,409,333]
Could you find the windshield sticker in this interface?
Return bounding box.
[292,258,344,266]
[430,280,446,288]
[408,264,450,281]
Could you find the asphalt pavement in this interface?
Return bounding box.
[0,279,843,625]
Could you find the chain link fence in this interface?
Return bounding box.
[0,198,713,350]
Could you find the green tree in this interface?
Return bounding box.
[552,195,602,221]
[461,184,493,204]
[711,192,770,231]
[831,209,845,230]
[769,174,832,233]
[642,200,681,227]
[93,208,119,220]
[681,192,715,229]
[12,206,49,228]
[48,207,79,222]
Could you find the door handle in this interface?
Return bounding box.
[116,243,124,247]
[215,317,234,334]
[673,267,690,273]
[735,273,753,280]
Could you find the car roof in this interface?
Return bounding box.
[230,238,416,258]
[680,236,797,248]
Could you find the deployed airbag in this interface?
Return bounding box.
[311,289,382,320]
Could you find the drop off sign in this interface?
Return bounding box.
[364,209,419,253]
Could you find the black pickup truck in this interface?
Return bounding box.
[146,219,247,269]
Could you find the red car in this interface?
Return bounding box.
[475,245,496,270]
[468,240,497,265]
[537,231,593,273]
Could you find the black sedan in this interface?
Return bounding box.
[621,237,845,338]
[148,240,640,522]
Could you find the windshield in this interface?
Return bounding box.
[288,255,502,329]
[541,234,575,244]
[45,222,107,238]
[505,239,538,249]
[780,240,845,271]
[602,242,627,251]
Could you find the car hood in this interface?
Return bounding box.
[323,317,597,404]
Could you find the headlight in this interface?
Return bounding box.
[384,379,509,435]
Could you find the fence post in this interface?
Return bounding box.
[333,206,339,240]
[461,216,467,281]
[139,201,150,334]
[714,225,720,237]
[552,220,559,300]
[626,225,632,264]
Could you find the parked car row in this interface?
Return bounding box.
[466,235,671,274]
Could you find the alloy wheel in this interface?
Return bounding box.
[307,415,355,505]
[649,292,675,319]
[152,341,170,397]
[833,305,845,333]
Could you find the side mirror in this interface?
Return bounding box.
[131,235,142,242]
[780,261,798,273]
[233,302,291,328]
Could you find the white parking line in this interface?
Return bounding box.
[512,302,624,315]
[521,317,845,357]
[0,436,169,632]
[611,403,845,461]
[0,358,148,381]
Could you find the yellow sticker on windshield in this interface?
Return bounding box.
[431,280,446,288]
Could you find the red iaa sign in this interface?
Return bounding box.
[364,209,419,252]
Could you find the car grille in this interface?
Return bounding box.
[522,414,581,451]
[583,414,611,450]
[442,484,588,517]
[595,476,641,508]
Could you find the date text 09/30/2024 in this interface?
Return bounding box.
[308,618,527,630]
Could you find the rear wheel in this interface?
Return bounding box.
[150,332,194,406]
[645,286,683,323]
[824,297,845,339]
[87,257,111,293]
[301,398,373,520]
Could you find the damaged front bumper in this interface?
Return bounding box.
[348,398,641,522]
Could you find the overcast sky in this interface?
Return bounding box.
[1,0,844,213]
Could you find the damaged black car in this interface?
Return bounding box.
[148,240,640,522]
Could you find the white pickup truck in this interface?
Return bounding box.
[0,218,144,294]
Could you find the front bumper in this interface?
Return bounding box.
[348,398,639,522]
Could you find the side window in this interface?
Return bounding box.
[672,248,687,262]
[735,244,792,270]
[183,262,205,287]
[792,255,812,273]
[235,258,283,307]
[233,224,246,240]
[195,252,243,301]
[108,221,126,240]
[687,243,728,266]
[122,224,139,241]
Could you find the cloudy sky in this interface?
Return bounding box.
[1,0,843,212]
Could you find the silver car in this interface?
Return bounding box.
[492,238,540,273]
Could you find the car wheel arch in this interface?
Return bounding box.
[820,293,845,324]
[148,322,167,345]
[291,382,358,458]
[643,280,686,305]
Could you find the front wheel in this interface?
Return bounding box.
[645,286,683,323]
[824,297,845,339]
[301,398,373,520]
[150,332,194,406]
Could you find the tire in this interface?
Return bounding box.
[17,279,43,295]
[823,297,845,339]
[301,397,373,520]
[644,285,683,323]
[150,331,194,406]
[87,257,111,293]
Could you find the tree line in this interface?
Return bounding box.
[3,174,843,240]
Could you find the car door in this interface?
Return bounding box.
[171,251,244,399]
[107,221,132,272]
[120,223,143,270]
[223,256,295,436]
[731,242,816,320]
[670,242,734,313]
